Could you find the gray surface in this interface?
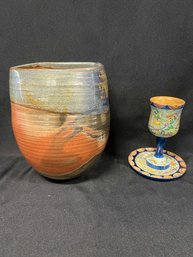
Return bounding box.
[0,0,193,256]
[1,154,193,257]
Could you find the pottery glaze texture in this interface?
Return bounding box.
[9,63,110,179]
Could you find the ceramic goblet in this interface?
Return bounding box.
[128,96,187,181]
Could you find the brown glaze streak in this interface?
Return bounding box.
[11,103,108,178]
[16,65,53,69]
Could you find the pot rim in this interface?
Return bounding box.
[10,62,104,71]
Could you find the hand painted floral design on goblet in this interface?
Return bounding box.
[128,96,186,181]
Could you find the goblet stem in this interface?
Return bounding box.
[155,137,166,158]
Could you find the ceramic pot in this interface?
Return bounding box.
[9,62,110,179]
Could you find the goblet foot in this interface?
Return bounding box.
[128,148,187,181]
[146,155,170,170]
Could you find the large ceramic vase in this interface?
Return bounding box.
[9,62,110,179]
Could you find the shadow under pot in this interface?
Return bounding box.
[9,62,110,180]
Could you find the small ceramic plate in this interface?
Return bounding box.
[128,148,187,181]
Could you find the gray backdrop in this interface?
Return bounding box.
[0,1,193,257]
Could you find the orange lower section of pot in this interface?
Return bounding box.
[11,103,108,179]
